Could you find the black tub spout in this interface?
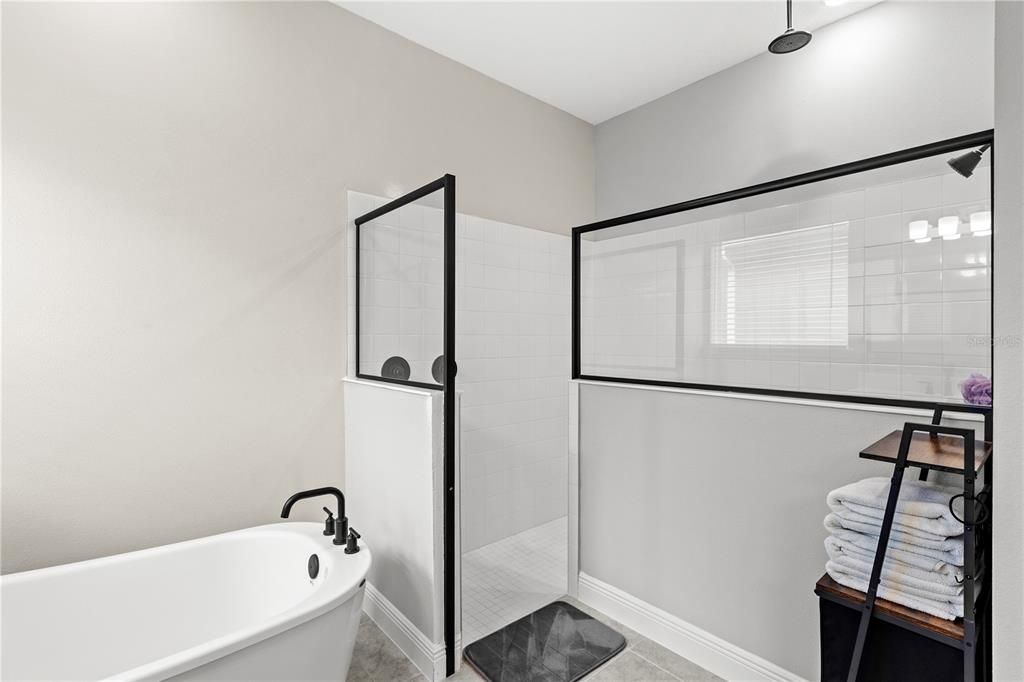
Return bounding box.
[281,487,348,546]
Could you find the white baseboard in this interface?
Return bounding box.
[578,573,805,682]
[363,582,449,682]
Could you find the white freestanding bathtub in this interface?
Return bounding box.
[1,523,371,681]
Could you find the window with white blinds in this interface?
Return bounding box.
[711,223,849,347]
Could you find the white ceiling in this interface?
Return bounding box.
[339,1,880,124]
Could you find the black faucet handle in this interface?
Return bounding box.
[322,507,336,536]
[344,527,361,554]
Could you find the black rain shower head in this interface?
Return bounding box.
[769,28,812,54]
[769,0,812,54]
[947,144,990,178]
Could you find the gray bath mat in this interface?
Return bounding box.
[463,601,626,681]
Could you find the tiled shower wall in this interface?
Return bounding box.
[351,193,446,383]
[456,215,570,551]
[580,165,992,403]
[347,192,569,552]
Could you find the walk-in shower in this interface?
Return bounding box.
[455,213,571,647]
[348,178,570,677]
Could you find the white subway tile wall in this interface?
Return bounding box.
[580,165,992,402]
[456,212,571,551]
[347,192,569,553]
[355,197,446,383]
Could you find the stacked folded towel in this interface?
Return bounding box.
[824,477,965,621]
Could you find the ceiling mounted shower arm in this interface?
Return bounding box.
[769,0,812,54]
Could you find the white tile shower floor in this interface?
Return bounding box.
[461,516,568,645]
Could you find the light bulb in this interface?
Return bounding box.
[908,220,930,241]
[970,211,991,236]
[938,216,960,240]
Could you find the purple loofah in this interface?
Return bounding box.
[960,373,992,406]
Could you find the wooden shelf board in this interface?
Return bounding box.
[815,574,964,643]
[859,430,991,474]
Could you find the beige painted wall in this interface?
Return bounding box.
[1,1,593,574]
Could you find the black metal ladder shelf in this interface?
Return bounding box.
[815,406,993,682]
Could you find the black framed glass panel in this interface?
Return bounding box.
[354,175,458,675]
[572,132,994,411]
[356,179,450,390]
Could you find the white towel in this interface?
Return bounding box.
[826,544,963,599]
[830,504,951,543]
[825,556,962,603]
[826,562,964,621]
[824,513,965,567]
[825,536,963,585]
[827,477,964,540]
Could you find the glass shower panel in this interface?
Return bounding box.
[580,149,992,403]
[457,212,571,648]
[358,191,446,386]
[353,176,458,675]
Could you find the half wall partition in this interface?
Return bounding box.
[350,176,458,677]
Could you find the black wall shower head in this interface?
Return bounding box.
[769,0,812,54]
[947,144,990,178]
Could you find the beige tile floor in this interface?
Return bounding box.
[348,597,722,682]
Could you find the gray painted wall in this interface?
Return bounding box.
[992,2,1024,680]
[1,1,593,574]
[584,2,995,678]
[579,384,979,678]
[596,1,994,218]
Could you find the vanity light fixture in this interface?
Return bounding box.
[970,211,992,236]
[938,215,960,240]
[966,254,990,266]
[908,220,930,243]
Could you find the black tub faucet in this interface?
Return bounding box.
[281,486,348,546]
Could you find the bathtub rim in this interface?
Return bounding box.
[2,522,371,682]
